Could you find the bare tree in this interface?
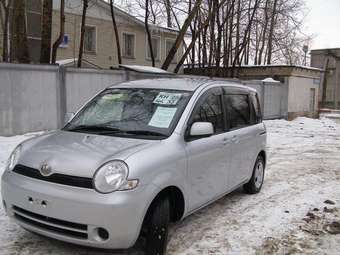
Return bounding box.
[109,0,122,65]
[116,0,309,71]
[266,0,278,64]
[145,0,156,66]
[40,0,52,63]
[11,0,30,63]
[51,0,65,64]
[162,0,202,70]
[0,0,12,62]
[78,0,89,68]
[164,0,172,27]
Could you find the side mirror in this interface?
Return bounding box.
[64,112,75,125]
[190,122,214,137]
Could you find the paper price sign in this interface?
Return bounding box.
[153,92,182,105]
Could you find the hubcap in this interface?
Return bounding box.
[254,161,264,189]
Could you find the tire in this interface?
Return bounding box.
[244,155,265,194]
[143,197,170,255]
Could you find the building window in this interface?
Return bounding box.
[26,0,42,13]
[146,37,160,61]
[123,33,135,58]
[84,26,96,53]
[165,39,176,63]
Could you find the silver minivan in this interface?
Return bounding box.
[2,78,266,254]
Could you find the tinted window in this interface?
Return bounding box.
[225,94,251,129]
[250,93,262,124]
[191,90,224,134]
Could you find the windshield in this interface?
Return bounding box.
[64,88,192,139]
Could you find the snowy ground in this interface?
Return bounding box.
[0,117,340,255]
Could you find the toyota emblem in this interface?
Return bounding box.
[40,163,52,177]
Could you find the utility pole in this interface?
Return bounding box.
[335,59,339,109]
[303,45,308,66]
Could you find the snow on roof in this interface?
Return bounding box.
[119,65,175,74]
[240,64,323,72]
[56,58,77,66]
[262,77,280,83]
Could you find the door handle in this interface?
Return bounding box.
[223,137,230,145]
[231,136,238,143]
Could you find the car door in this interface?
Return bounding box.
[185,87,231,211]
[223,90,255,189]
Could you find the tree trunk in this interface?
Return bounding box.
[11,0,30,63]
[145,0,155,67]
[51,0,65,64]
[174,0,229,72]
[234,0,241,65]
[164,0,172,27]
[77,0,89,68]
[40,0,52,63]
[162,0,202,70]
[227,0,234,67]
[266,0,278,65]
[215,0,222,67]
[1,0,12,62]
[258,0,269,65]
[232,0,260,67]
[208,0,215,67]
[109,0,122,65]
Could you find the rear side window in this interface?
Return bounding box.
[224,94,251,129]
[191,90,224,134]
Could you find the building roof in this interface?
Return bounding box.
[184,65,324,81]
[311,48,340,53]
[95,0,180,34]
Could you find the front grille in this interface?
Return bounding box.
[13,206,88,239]
[13,165,93,189]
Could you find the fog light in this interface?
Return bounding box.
[96,227,109,241]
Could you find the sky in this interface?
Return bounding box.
[305,0,340,50]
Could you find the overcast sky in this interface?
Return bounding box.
[305,0,340,50]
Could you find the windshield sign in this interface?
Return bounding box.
[64,88,192,139]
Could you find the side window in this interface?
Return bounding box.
[250,93,262,124]
[190,90,224,135]
[225,94,251,129]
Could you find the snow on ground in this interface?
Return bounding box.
[0,118,339,255]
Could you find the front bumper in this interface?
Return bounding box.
[1,170,157,249]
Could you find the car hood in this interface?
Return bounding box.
[18,130,158,178]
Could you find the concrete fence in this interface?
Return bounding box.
[0,63,286,136]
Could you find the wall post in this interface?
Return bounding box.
[56,65,67,128]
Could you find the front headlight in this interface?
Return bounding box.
[6,145,21,171]
[93,160,138,193]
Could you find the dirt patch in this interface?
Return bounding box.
[257,204,340,254]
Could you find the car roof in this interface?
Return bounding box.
[109,77,256,93]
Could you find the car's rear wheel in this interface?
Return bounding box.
[244,155,265,194]
[142,197,170,255]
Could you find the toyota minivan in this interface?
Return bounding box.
[2,78,266,255]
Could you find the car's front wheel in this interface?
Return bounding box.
[142,197,170,255]
[244,155,265,194]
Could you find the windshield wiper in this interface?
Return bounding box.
[66,125,125,133]
[125,130,168,137]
